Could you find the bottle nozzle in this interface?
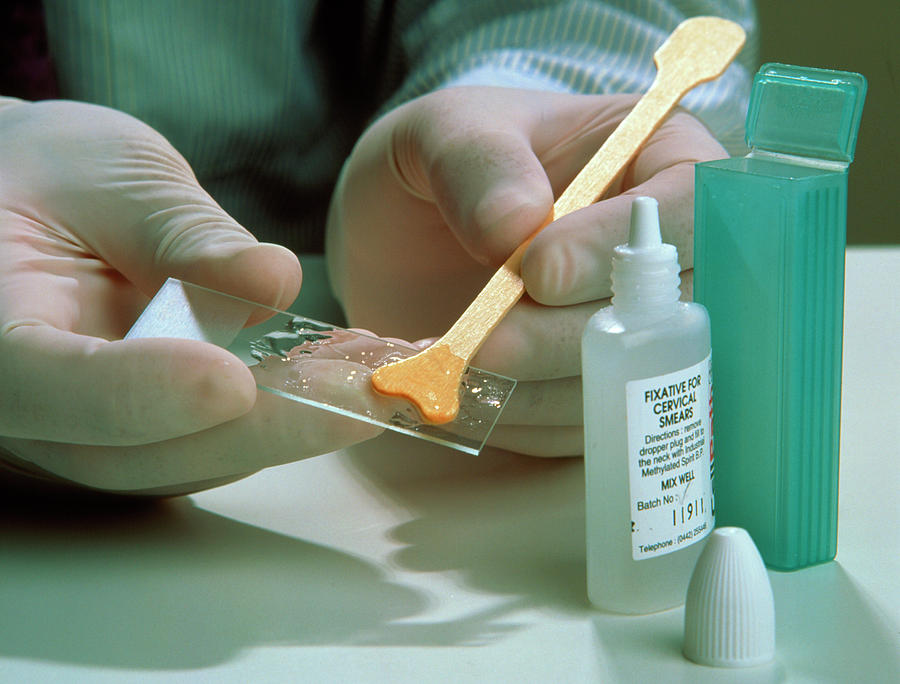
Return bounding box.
[628,196,663,249]
[611,196,681,312]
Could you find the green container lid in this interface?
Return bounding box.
[746,63,867,163]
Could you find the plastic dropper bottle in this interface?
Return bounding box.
[583,196,714,614]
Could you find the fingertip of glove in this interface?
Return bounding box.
[470,191,553,265]
[521,230,601,306]
[183,342,258,422]
[180,242,302,312]
[226,242,303,311]
[142,338,259,431]
[78,338,259,444]
[520,237,571,305]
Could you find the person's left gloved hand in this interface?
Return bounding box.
[327,86,723,456]
[0,97,385,495]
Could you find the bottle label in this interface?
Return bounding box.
[626,353,714,560]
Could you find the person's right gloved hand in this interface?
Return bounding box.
[327,86,727,458]
[0,97,382,495]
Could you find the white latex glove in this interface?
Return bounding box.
[0,98,382,495]
[327,86,724,457]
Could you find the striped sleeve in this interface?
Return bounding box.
[383,0,759,153]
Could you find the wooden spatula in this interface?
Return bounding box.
[371,16,746,425]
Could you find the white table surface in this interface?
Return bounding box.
[1,247,898,683]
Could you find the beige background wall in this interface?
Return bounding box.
[756,0,898,244]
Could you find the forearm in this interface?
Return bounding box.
[383,0,758,152]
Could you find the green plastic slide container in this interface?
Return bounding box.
[693,64,867,570]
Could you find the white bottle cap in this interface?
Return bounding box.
[683,527,776,668]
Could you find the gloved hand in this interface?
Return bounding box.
[327,86,725,457]
[0,98,382,495]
